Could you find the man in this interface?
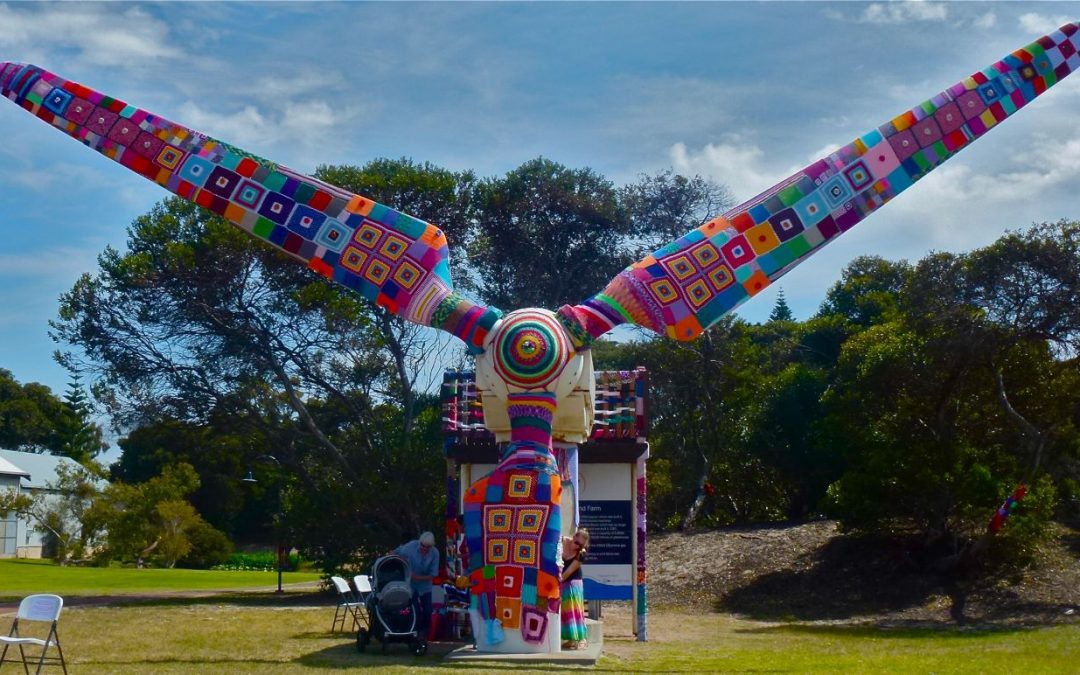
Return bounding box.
[394,531,439,636]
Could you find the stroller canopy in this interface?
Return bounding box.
[371,555,413,611]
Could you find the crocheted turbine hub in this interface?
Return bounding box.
[491,309,571,390]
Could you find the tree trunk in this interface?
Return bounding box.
[994,368,1048,475]
[378,312,416,442]
[681,454,711,531]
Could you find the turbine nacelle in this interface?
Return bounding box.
[474,308,596,445]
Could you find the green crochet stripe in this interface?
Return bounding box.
[208,137,277,170]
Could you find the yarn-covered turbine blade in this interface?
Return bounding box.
[560,22,1080,344]
[0,63,501,352]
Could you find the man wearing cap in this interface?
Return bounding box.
[394,531,439,636]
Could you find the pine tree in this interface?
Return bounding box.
[769,288,795,322]
[58,368,106,464]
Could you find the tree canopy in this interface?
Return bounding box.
[0,368,105,461]
[34,150,1079,576]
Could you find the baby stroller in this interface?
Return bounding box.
[356,554,427,655]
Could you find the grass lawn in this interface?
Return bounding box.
[0,558,322,599]
[8,599,1077,673]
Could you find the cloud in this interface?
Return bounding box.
[858,1,948,25]
[601,76,742,144]
[973,12,997,30]
[235,73,352,106]
[669,138,828,209]
[910,132,1080,206]
[668,119,1080,257]
[670,139,771,204]
[0,3,183,67]
[174,97,367,157]
[1018,12,1074,35]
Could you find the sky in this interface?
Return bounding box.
[1,1,1078,407]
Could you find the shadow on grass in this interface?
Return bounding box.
[1061,526,1080,558]
[735,622,1033,639]
[716,535,941,621]
[294,640,468,670]
[716,534,1080,627]
[295,641,606,671]
[98,590,335,609]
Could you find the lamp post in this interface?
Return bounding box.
[243,454,284,594]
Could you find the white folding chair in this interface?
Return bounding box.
[0,594,67,674]
[352,574,373,602]
[352,574,373,629]
[330,576,362,632]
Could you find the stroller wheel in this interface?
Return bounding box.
[356,628,369,653]
[413,639,428,656]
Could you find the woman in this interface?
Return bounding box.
[560,527,590,649]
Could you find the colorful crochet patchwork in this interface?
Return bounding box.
[568,22,1080,342]
[490,310,573,390]
[0,61,501,351]
[463,391,562,644]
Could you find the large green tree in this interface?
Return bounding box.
[619,168,733,257]
[0,368,105,461]
[54,158,475,570]
[821,222,1080,548]
[85,462,216,567]
[469,157,631,310]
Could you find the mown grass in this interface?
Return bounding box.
[10,600,1077,673]
[0,558,321,599]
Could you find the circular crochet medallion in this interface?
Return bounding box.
[491,309,571,389]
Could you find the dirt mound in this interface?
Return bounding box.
[647,521,1080,627]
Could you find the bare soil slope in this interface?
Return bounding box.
[648,521,1080,627]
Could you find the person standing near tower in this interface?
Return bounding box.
[395,531,440,636]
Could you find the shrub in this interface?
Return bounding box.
[213,550,301,572]
[177,521,234,569]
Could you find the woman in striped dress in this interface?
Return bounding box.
[560,528,590,649]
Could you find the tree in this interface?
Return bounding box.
[112,415,253,538]
[0,369,72,454]
[54,159,474,571]
[739,359,835,518]
[155,499,202,568]
[619,168,733,257]
[0,462,104,564]
[468,162,732,311]
[963,220,1080,354]
[596,322,791,529]
[56,367,107,463]
[820,223,1080,551]
[768,288,795,322]
[816,255,912,327]
[86,462,214,565]
[469,157,633,310]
